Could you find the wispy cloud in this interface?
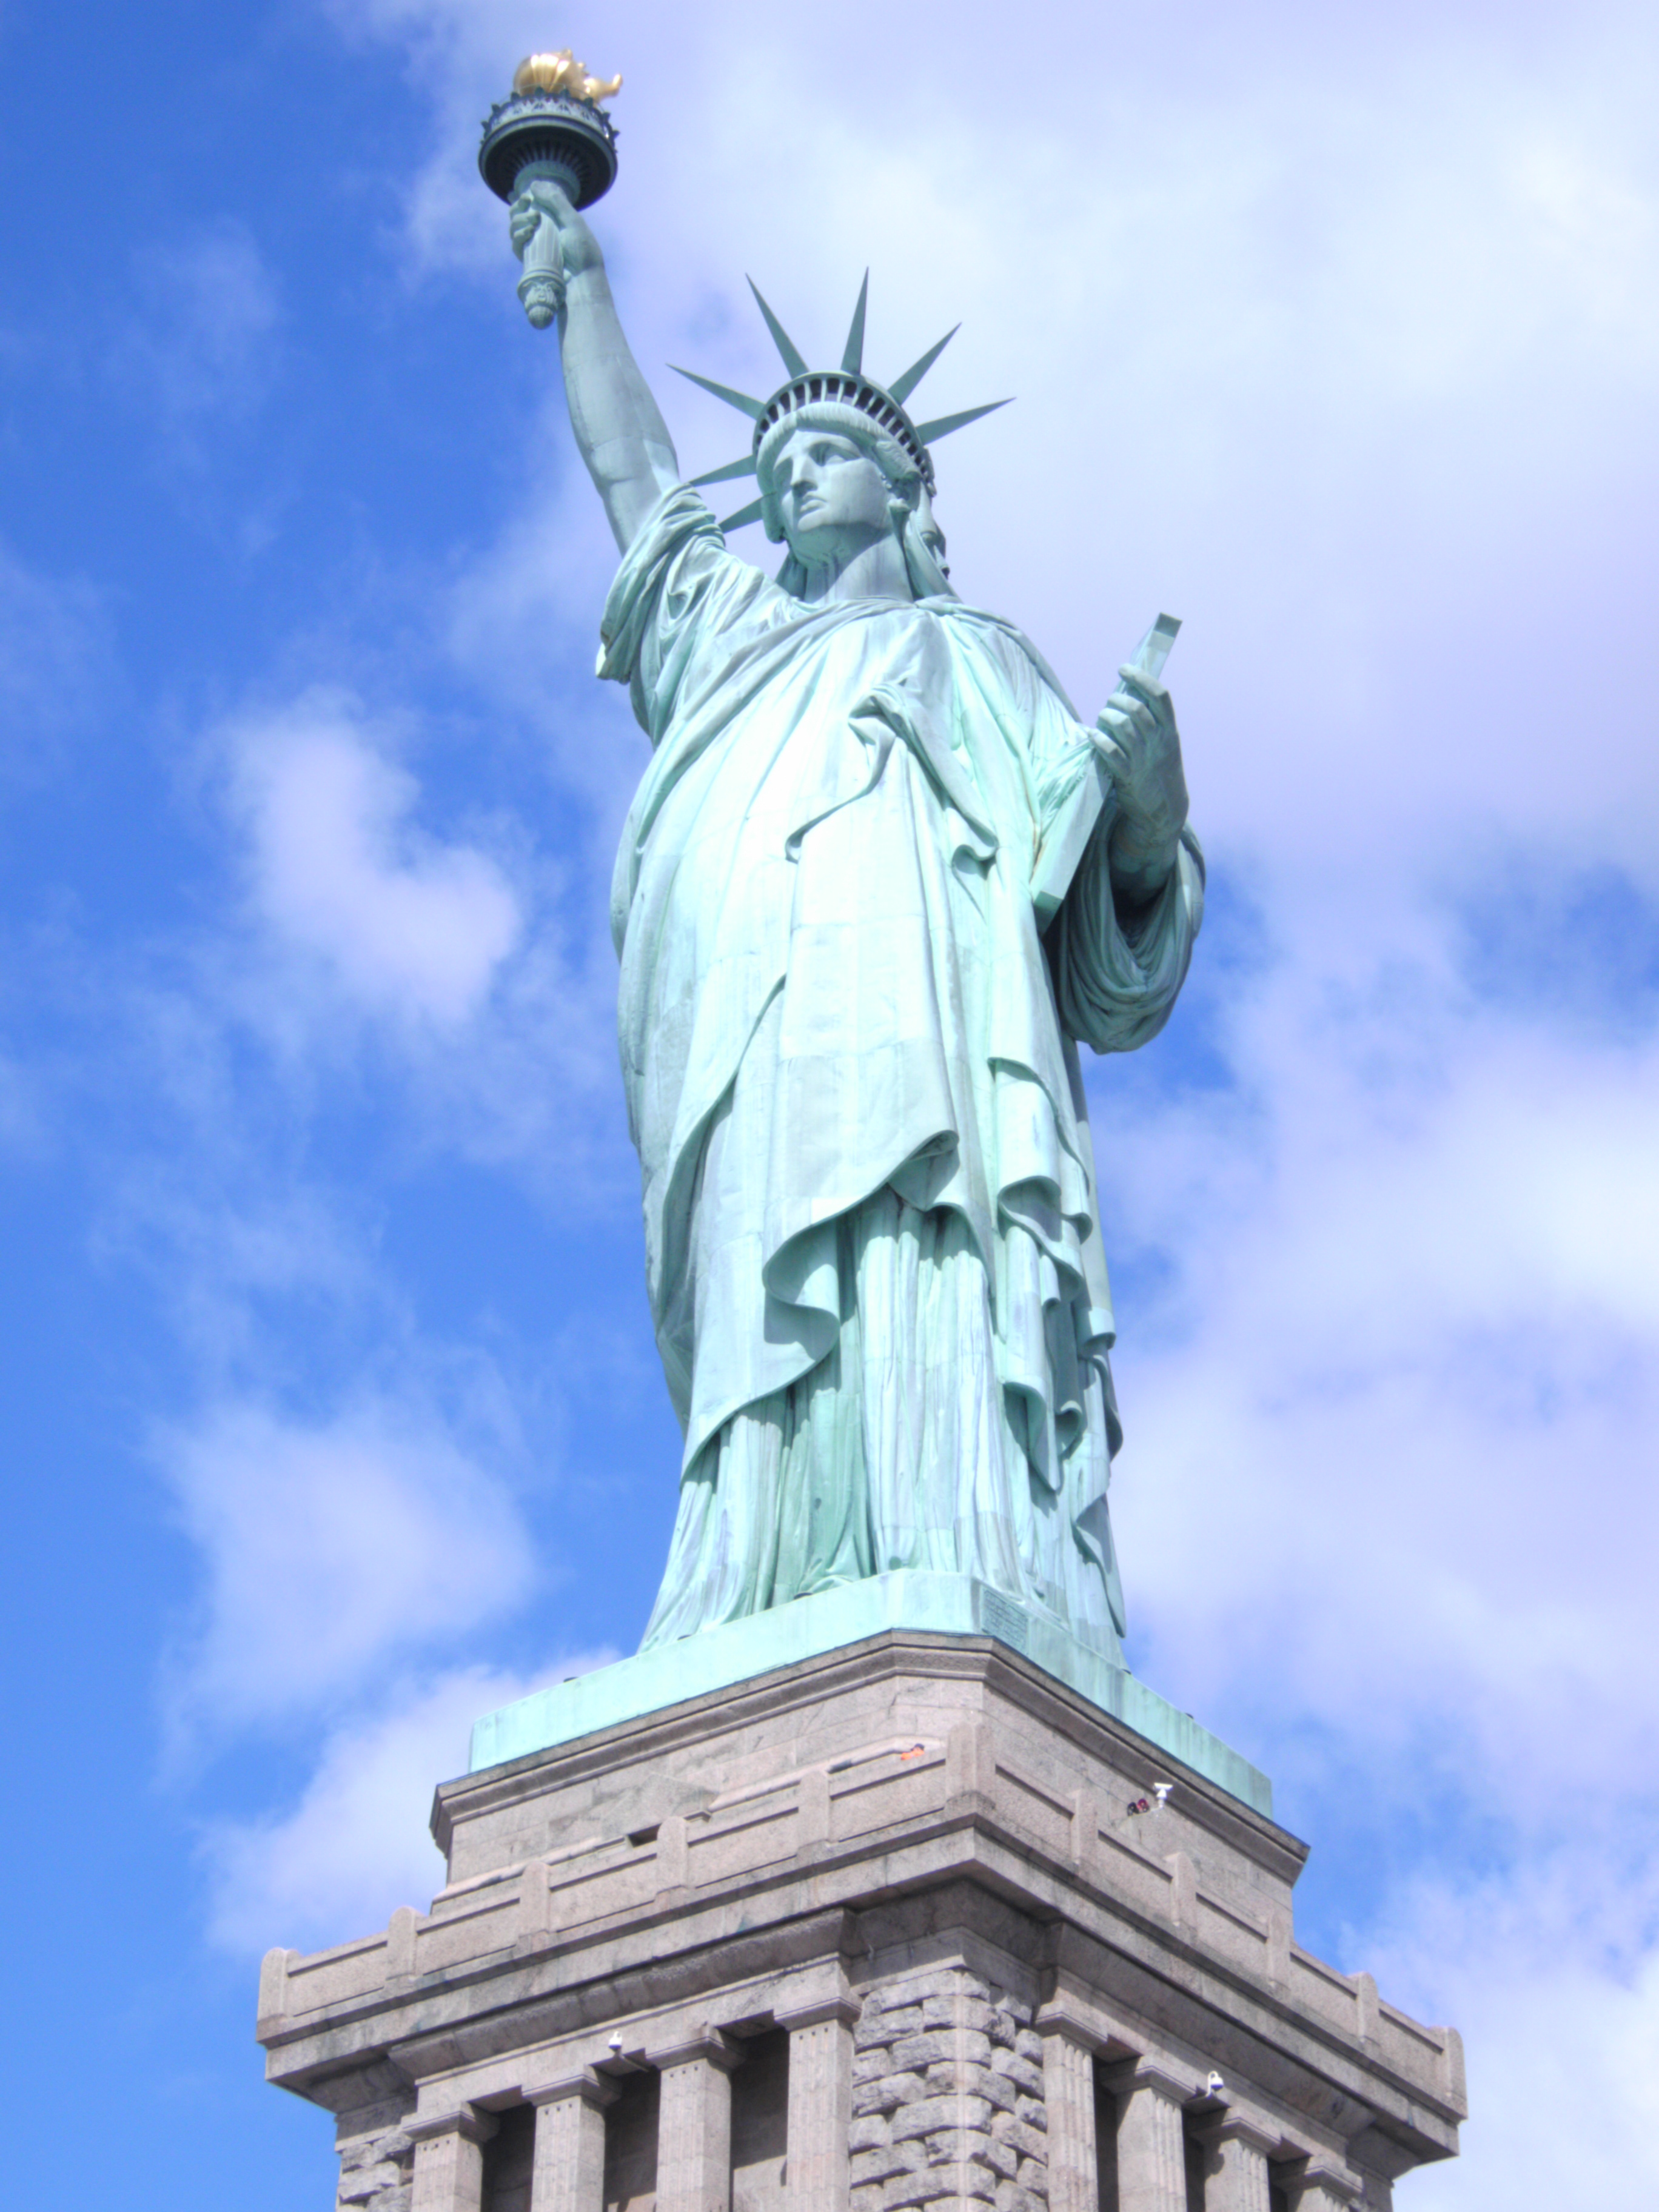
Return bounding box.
[1109,898,1659,1768]
[157,1394,535,1749]
[201,1653,615,1952]
[1367,1848,1659,2211]
[202,681,627,1193]
[224,688,523,1031]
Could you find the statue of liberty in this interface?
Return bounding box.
[510,179,1204,1666]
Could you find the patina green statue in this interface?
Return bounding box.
[509,178,1203,1667]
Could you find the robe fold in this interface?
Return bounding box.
[600,487,1204,1658]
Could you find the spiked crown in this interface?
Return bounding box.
[674,276,1009,533]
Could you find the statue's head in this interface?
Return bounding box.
[672,278,1006,600]
[757,402,951,600]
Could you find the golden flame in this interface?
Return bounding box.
[512,50,622,103]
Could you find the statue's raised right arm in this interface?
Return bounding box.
[509,183,678,552]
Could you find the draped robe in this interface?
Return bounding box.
[601,488,1204,1659]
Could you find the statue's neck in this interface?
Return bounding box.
[797,531,913,606]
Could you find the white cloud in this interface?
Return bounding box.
[198,681,632,1200]
[443,458,649,836]
[224,688,523,1030]
[1108,942,1659,1800]
[1364,1858,1659,2212]
[159,1395,535,1743]
[203,1655,614,1954]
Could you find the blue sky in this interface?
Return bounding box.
[3,1,1657,2204]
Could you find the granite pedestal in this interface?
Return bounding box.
[257,1618,1463,2211]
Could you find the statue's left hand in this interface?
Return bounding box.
[1094,667,1189,887]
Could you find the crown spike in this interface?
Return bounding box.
[719,495,766,532]
[671,365,766,419]
[840,272,870,374]
[747,280,809,378]
[888,325,959,406]
[689,454,759,489]
[912,397,1013,444]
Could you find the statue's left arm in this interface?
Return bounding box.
[1047,663,1205,1054]
[1094,664,1190,908]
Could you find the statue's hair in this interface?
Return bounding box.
[756,403,956,603]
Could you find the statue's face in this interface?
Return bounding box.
[770,427,893,568]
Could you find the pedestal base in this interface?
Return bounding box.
[468,1574,1272,1818]
[258,1630,1463,2211]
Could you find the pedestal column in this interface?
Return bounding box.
[528,2070,617,2212]
[407,2106,498,2212]
[652,2029,742,2212]
[1111,2060,1190,2212]
[1285,2160,1362,2212]
[1040,2023,1099,2212]
[1203,2117,1278,2212]
[777,1997,859,2212]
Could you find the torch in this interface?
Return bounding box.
[478,52,621,329]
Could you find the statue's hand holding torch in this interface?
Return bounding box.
[480,51,620,331]
[509,180,572,327]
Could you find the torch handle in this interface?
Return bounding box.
[515,205,566,330]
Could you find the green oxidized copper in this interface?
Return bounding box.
[494,158,1204,1691]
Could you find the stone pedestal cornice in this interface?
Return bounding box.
[406,2103,499,2146]
[524,2066,618,2109]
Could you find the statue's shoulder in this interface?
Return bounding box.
[929,599,1081,718]
[606,488,777,645]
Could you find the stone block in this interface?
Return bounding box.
[337,2098,415,2148]
[859,2002,923,2044]
[337,2162,403,2202]
[918,2126,993,2164]
[893,2028,982,2070]
[879,1968,967,2005]
[960,2062,1017,2113]
[853,2071,928,2117]
[890,2093,993,2142]
[990,2116,1047,2163]
[885,2167,997,2208]
[991,2049,1045,2098]
[340,2135,409,2173]
[852,2140,927,2184]
[849,2113,891,2153]
[983,2135,1019,2180]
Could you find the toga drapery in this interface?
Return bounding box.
[600,487,1204,1660]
